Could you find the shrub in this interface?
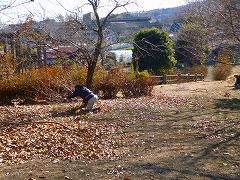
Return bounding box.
[213,64,232,80]
[92,68,108,96]
[0,66,75,104]
[71,65,87,85]
[213,53,232,80]
[121,70,154,98]
[93,66,125,99]
[34,66,74,99]
[0,72,38,104]
[0,65,155,104]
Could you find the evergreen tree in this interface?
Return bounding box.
[132,28,176,74]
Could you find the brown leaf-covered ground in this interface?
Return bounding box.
[0,72,239,179]
[0,95,198,164]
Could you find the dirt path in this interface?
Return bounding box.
[153,74,238,99]
[153,65,239,98]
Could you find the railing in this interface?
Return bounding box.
[151,74,205,85]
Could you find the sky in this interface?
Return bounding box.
[0,0,187,24]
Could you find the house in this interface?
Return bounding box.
[46,46,80,64]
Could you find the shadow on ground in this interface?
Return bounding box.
[51,108,86,117]
[125,162,240,180]
[121,129,240,180]
[117,105,240,180]
[215,98,240,110]
[51,107,100,118]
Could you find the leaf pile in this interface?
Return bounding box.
[0,121,124,164]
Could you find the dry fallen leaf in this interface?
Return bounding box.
[0,95,201,164]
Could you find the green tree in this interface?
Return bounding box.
[132,28,176,75]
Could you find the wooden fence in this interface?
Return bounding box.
[150,74,205,85]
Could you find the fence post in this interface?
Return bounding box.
[177,74,181,83]
[201,73,204,81]
[163,74,167,84]
[159,76,162,84]
[195,74,198,81]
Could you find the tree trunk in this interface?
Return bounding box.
[85,33,103,88]
[86,62,97,88]
[43,43,47,66]
[26,43,32,70]
[15,37,22,74]
[37,42,42,68]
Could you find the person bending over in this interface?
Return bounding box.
[67,85,100,112]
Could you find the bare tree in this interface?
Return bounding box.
[187,0,240,44]
[0,0,35,78]
[0,0,34,12]
[175,23,209,67]
[53,0,135,88]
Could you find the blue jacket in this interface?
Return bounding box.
[67,85,94,103]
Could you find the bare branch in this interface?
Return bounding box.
[0,0,34,12]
